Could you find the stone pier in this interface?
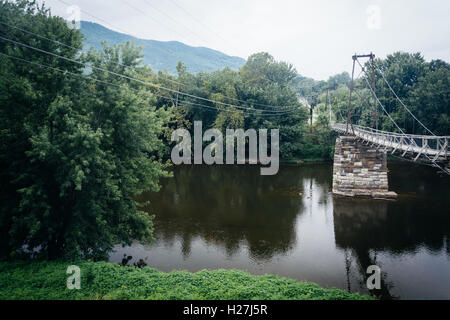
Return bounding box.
[332,136,397,199]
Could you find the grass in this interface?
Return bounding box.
[0,260,372,300]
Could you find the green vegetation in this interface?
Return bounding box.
[0,0,448,265]
[298,53,450,136]
[81,21,246,74]
[0,0,320,261]
[168,52,316,161]
[0,260,372,300]
[0,1,170,260]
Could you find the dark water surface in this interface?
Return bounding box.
[109,163,450,299]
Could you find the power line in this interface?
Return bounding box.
[53,1,197,85]
[0,51,296,117]
[9,5,299,111]
[0,19,187,89]
[0,51,231,115]
[121,0,189,41]
[54,0,202,88]
[0,48,298,117]
[0,34,301,114]
[106,0,299,109]
[108,0,301,110]
[56,0,144,37]
[54,0,192,87]
[0,20,79,51]
[153,71,301,109]
[167,0,241,55]
[141,0,210,45]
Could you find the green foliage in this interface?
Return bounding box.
[0,260,373,300]
[407,60,450,135]
[0,1,170,260]
[303,52,450,137]
[3,0,448,266]
[164,52,309,160]
[354,52,448,135]
[370,53,450,135]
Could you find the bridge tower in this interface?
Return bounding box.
[333,52,398,199]
[332,136,397,199]
[331,52,449,196]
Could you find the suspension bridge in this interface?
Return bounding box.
[330,53,449,198]
[332,123,449,166]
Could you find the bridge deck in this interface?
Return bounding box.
[332,123,449,163]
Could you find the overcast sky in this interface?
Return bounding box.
[39,0,450,80]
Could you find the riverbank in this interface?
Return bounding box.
[0,261,371,300]
[281,158,332,164]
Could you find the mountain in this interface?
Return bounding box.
[80,21,246,74]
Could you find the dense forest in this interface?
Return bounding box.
[0,1,448,260]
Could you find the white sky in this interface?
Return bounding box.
[39,0,450,80]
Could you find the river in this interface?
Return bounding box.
[109,162,450,299]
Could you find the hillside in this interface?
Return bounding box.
[80,21,246,74]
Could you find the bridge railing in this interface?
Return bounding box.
[332,123,449,161]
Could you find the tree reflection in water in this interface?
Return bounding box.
[111,162,450,299]
[137,165,309,260]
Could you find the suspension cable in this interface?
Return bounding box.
[355,58,449,175]
[369,59,436,136]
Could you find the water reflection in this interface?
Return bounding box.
[110,162,450,299]
[145,166,303,259]
[334,198,395,299]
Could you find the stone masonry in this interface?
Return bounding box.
[332,136,397,199]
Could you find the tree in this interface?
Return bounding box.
[372,52,427,133]
[408,60,450,135]
[0,1,170,260]
[327,72,351,90]
[238,53,308,159]
[365,52,449,134]
[170,53,309,160]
